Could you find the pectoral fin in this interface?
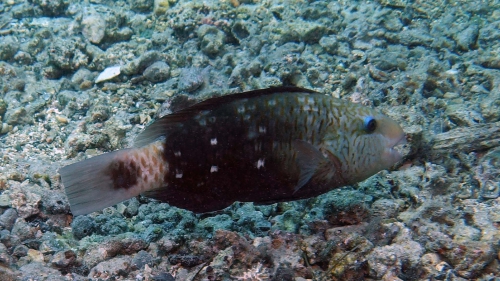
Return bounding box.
[292,140,326,193]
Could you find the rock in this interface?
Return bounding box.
[396,29,434,47]
[131,0,154,13]
[168,255,203,267]
[89,104,110,122]
[71,216,96,239]
[0,123,8,135]
[178,67,207,93]
[444,241,496,279]
[198,214,234,235]
[455,24,479,51]
[71,68,93,86]
[122,51,161,75]
[4,106,31,126]
[0,99,7,117]
[0,36,19,61]
[46,37,88,75]
[124,197,140,217]
[141,225,163,243]
[89,256,132,279]
[197,25,225,57]
[231,21,250,41]
[445,103,484,126]
[11,3,35,19]
[143,61,170,83]
[478,21,500,48]
[0,208,18,231]
[11,79,25,92]
[154,0,170,15]
[371,199,402,219]
[39,232,67,254]
[367,240,423,279]
[28,249,44,262]
[106,27,133,43]
[51,250,77,269]
[152,272,175,281]
[0,242,12,265]
[11,219,37,242]
[82,13,107,44]
[319,35,339,54]
[131,250,153,270]
[31,0,69,16]
[40,189,69,214]
[83,238,148,269]
[12,244,28,258]
[19,262,64,280]
[474,147,500,199]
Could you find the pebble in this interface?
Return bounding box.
[27,249,44,262]
[0,35,19,61]
[89,256,132,279]
[154,0,170,15]
[95,66,121,83]
[197,25,225,56]
[143,61,170,83]
[50,250,76,268]
[55,115,69,124]
[0,123,12,135]
[82,13,107,44]
[456,24,479,51]
[0,208,18,230]
[0,195,10,207]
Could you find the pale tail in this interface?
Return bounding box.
[60,148,144,216]
[60,140,168,216]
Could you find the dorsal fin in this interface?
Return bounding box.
[134,86,319,147]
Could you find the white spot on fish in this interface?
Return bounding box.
[259,126,266,133]
[211,138,217,145]
[210,166,218,173]
[237,106,245,113]
[254,142,261,151]
[257,158,265,169]
[174,151,181,157]
[176,172,183,178]
[268,99,276,106]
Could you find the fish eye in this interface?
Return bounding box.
[363,116,377,133]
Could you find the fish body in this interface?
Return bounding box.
[60,87,405,215]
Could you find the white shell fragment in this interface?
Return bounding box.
[95,66,121,83]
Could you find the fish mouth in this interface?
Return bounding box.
[385,134,407,163]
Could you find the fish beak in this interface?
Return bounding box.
[381,117,407,166]
[382,134,406,167]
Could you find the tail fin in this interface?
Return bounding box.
[60,148,144,216]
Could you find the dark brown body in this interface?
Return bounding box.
[147,90,345,212]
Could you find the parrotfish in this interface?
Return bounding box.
[60,87,406,215]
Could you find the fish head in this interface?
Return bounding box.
[324,105,406,183]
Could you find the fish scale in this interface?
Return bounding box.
[60,86,406,215]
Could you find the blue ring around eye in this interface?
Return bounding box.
[363,116,377,133]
